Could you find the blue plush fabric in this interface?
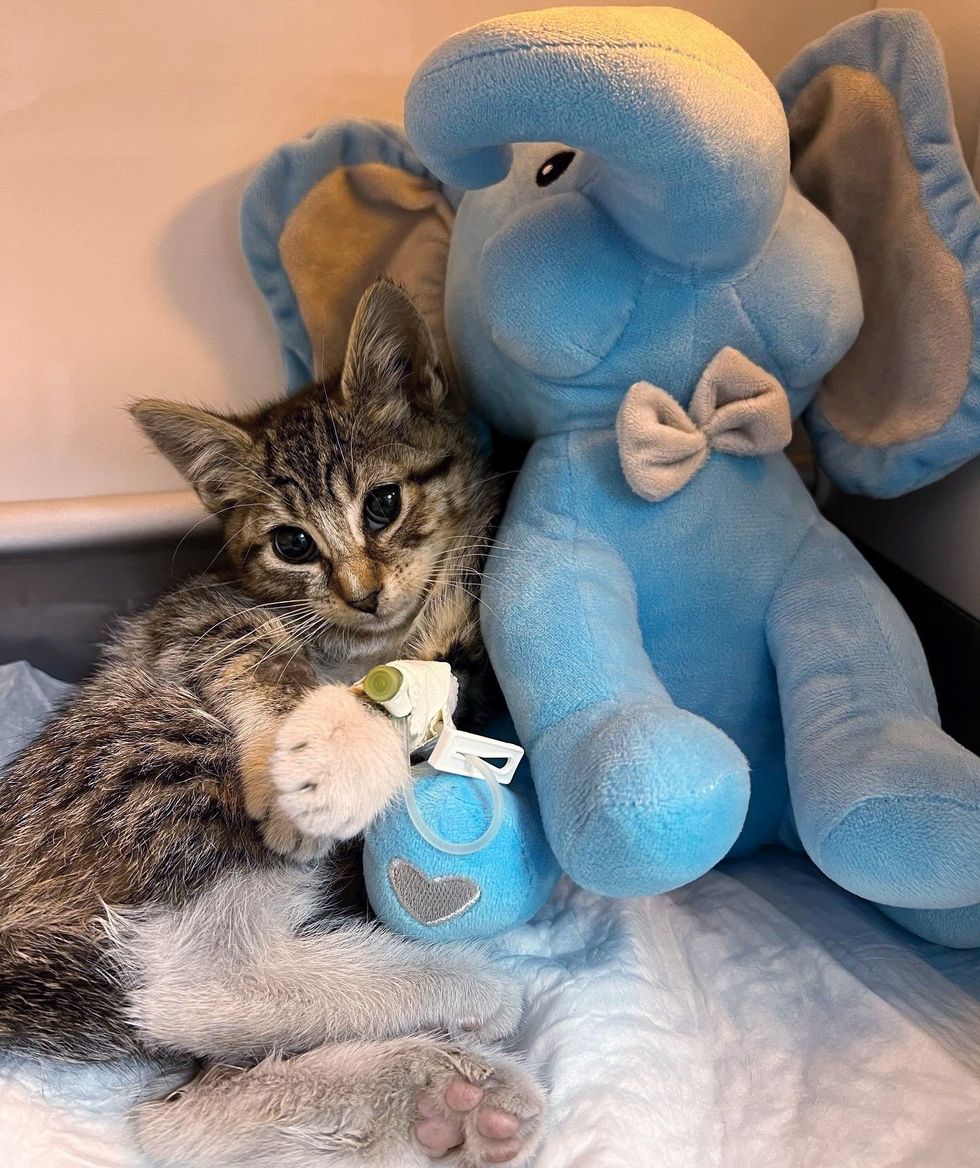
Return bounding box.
[240,7,980,946]
[364,714,559,941]
[400,7,980,942]
[778,9,980,498]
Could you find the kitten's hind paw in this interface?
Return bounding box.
[268,684,409,852]
[134,1037,546,1168]
[416,1045,546,1166]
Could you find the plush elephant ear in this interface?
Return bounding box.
[241,120,458,392]
[778,10,980,498]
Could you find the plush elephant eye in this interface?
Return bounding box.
[536,150,576,187]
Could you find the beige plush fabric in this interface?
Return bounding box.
[789,65,971,448]
[279,163,454,379]
[617,347,792,502]
[617,386,707,501]
[689,347,794,454]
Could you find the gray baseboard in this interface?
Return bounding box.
[0,537,220,681]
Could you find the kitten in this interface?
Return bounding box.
[0,280,545,1167]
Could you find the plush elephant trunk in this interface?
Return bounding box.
[405,7,790,270]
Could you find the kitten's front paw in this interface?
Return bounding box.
[429,953,526,1044]
[268,685,409,851]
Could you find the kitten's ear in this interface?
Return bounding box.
[130,400,253,512]
[340,279,446,414]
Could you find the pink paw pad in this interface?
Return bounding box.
[416,1116,464,1158]
[445,1080,485,1112]
[476,1110,521,1139]
[484,1141,523,1164]
[416,1077,529,1164]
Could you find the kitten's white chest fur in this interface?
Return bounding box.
[312,632,410,687]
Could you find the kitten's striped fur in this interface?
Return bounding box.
[0,281,545,1167]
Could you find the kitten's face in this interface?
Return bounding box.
[220,386,482,638]
[134,280,492,647]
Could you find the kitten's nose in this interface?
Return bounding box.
[346,589,380,615]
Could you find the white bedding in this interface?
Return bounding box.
[3,661,980,1168]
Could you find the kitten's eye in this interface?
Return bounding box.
[536,150,576,187]
[363,484,402,533]
[271,525,318,564]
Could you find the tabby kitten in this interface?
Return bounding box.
[0,281,545,1168]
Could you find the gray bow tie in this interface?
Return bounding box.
[616,347,794,502]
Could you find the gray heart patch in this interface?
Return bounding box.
[388,858,481,925]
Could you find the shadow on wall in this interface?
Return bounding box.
[155,167,286,403]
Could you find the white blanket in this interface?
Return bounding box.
[3,662,980,1167]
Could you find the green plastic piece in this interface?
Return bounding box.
[363,664,404,704]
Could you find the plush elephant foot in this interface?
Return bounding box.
[806,718,980,910]
[877,902,980,949]
[531,698,750,898]
[362,763,559,941]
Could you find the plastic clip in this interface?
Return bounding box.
[428,727,524,785]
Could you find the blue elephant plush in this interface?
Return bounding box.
[242,7,980,946]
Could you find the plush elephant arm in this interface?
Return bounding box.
[765,516,980,910]
[481,443,749,897]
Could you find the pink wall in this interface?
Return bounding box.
[2,0,977,512]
